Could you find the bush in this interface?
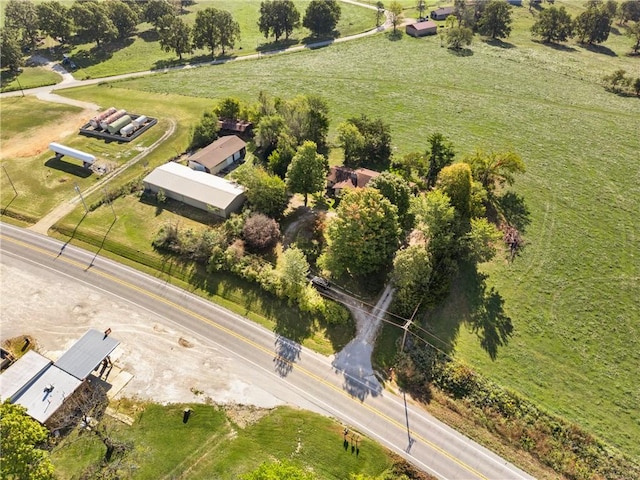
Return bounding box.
[242,214,281,252]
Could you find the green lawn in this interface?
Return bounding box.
[51,404,399,479]
[0,66,61,92]
[73,17,640,458]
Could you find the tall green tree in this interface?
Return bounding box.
[574,3,613,44]
[278,246,310,302]
[4,0,40,48]
[106,0,139,40]
[388,1,403,33]
[255,114,288,158]
[446,26,473,49]
[339,115,392,170]
[231,163,289,218]
[425,133,456,189]
[320,188,400,277]
[70,1,117,47]
[531,5,573,43]
[286,141,328,207]
[193,7,240,57]
[411,189,456,256]
[629,21,640,54]
[436,163,473,219]
[159,16,192,59]
[463,217,503,263]
[37,1,72,44]
[258,0,300,41]
[337,121,365,168]
[190,111,219,149]
[303,0,341,37]
[145,0,175,31]
[368,171,414,230]
[477,0,513,39]
[619,0,640,24]
[0,402,55,480]
[0,28,25,72]
[391,245,432,317]
[463,149,525,195]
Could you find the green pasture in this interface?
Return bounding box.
[85,25,640,457]
[51,404,396,479]
[0,66,60,92]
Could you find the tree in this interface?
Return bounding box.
[37,1,72,44]
[603,69,632,92]
[477,0,513,39]
[531,5,573,43]
[446,26,473,49]
[190,111,219,149]
[214,97,243,121]
[159,16,192,59]
[391,245,432,317]
[337,122,365,168]
[411,189,456,256]
[463,149,525,195]
[574,4,612,44]
[286,141,328,207]
[278,246,310,301]
[193,7,240,57]
[106,0,139,40]
[619,1,640,24]
[425,133,456,189]
[320,188,400,277]
[634,77,640,96]
[231,163,289,218]
[339,115,392,170]
[463,217,502,263]
[627,20,640,53]
[0,402,55,480]
[376,1,385,27]
[0,28,25,72]
[303,0,341,37]
[242,460,313,480]
[368,172,414,230]
[301,95,330,155]
[268,132,297,177]
[145,0,175,31]
[242,213,281,251]
[259,0,300,42]
[4,0,40,48]
[70,1,118,47]
[391,151,428,187]
[436,163,473,219]
[388,1,404,33]
[255,114,288,158]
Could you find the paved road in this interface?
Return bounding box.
[0,223,535,480]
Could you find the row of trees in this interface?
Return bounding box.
[259,0,342,41]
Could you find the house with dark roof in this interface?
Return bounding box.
[217,119,253,134]
[188,135,247,175]
[406,20,438,37]
[327,166,380,196]
[430,6,455,21]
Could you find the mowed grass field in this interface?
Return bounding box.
[52,6,640,457]
[51,404,398,479]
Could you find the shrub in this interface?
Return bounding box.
[242,214,281,252]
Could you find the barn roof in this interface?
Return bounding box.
[55,329,120,380]
[408,20,438,31]
[0,350,52,402]
[143,162,245,211]
[188,135,246,171]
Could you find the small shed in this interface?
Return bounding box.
[143,162,246,218]
[430,6,455,21]
[406,20,438,37]
[188,135,247,175]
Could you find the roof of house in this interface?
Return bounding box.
[0,350,52,402]
[218,120,253,133]
[11,365,82,424]
[408,20,438,31]
[354,168,380,188]
[188,135,246,170]
[143,162,245,211]
[327,166,380,190]
[55,329,120,381]
[432,6,455,15]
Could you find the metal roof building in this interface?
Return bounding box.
[143,162,246,218]
[0,350,52,402]
[55,329,120,380]
[188,135,247,175]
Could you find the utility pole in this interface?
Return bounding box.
[401,301,421,453]
[74,183,88,213]
[2,164,18,197]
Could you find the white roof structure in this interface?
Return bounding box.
[143,162,245,211]
[55,329,120,380]
[11,366,82,424]
[0,350,51,402]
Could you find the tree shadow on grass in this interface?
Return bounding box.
[496,191,531,233]
[581,43,617,57]
[45,157,93,178]
[386,30,403,41]
[138,29,159,42]
[448,47,474,57]
[532,39,577,52]
[484,38,516,49]
[0,69,21,89]
[73,38,134,70]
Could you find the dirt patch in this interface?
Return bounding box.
[224,404,271,429]
[179,337,194,348]
[0,109,93,160]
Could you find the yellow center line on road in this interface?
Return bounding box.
[2,234,489,480]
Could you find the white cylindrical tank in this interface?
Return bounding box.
[120,124,135,136]
[132,115,147,128]
[100,109,126,130]
[90,107,117,128]
[49,142,96,164]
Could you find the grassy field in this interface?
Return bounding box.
[51,403,400,479]
[0,66,60,92]
[53,6,640,458]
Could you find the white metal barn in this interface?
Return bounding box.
[143,162,246,218]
